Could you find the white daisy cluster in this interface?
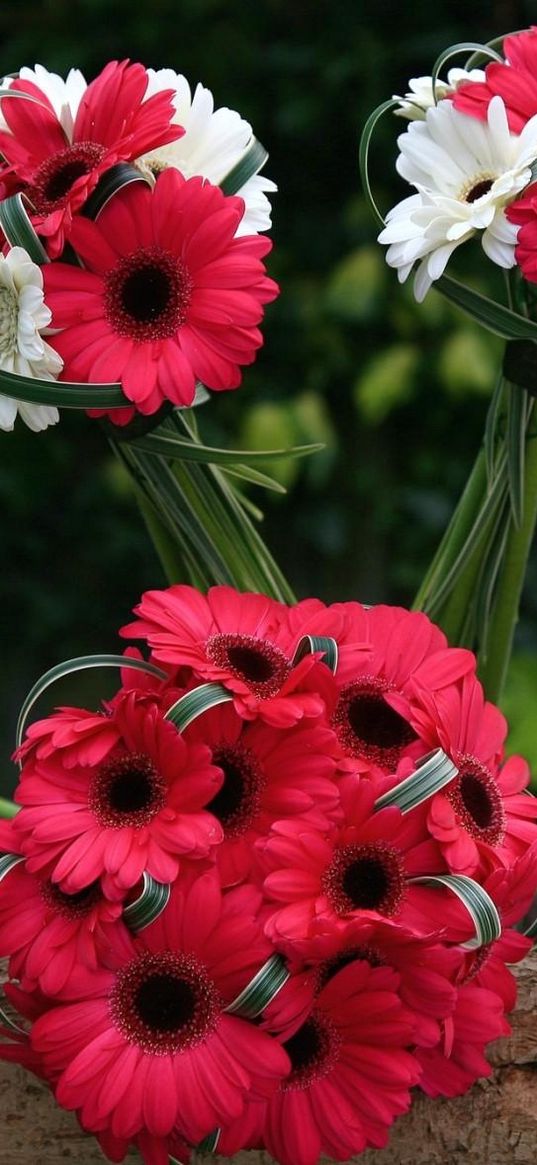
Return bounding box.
[379,95,537,300]
[0,248,61,432]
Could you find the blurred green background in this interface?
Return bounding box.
[2,0,537,795]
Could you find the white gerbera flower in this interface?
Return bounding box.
[0,64,87,140]
[0,247,62,432]
[138,69,276,235]
[379,96,537,301]
[394,68,485,121]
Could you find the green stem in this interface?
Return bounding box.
[479,427,537,702]
[0,797,18,819]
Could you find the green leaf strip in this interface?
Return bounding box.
[83,162,150,220]
[126,430,323,466]
[0,798,18,820]
[0,193,49,263]
[164,683,234,733]
[410,874,502,948]
[220,138,268,196]
[431,42,502,101]
[374,748,458,814]
[0,368,129,409]
[0,854,23,879]
[292,635,339,674]
[225,954,290,1018]
[506,383,528,528]
[196,1130,221,1154]
[0,87,53,111]
[16,654,168,751]
[0,995,28,1038]
[359,98,403,228]
[437,275,537,340]
[123,872,171,932]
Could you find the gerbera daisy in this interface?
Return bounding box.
[218,960,420,1165]
[29,872,290,1144]
[0,246,62,432]
[0,60,182,256]
[13,690,223,898]
[43,170,278,421]
[122,585,325,726]
[379,95,537,300]
[138,69,276,235]
[416,978,509,1097]
[395,67,485,121]
[185,700,341,886]
[454,28,537,134]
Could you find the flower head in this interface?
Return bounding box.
[0,246,61,431]
[379,96,537,300]
[43,170,278,422]
[454,29,537,133]
[138,69,276,235]
[395,68,485,121]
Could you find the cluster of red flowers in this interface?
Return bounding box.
[0,60,278,423]
[1,585,536,1165]
[455,27,537,281]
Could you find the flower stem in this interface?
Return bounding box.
[0,797,18,819]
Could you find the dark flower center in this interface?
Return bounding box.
[89,751,167,828]
[316,944,384,992]
[281,1013,340,1089]
[448,755,505,844]
[464,178,494,203]
[332,676,416,768]
[322,842,406,918]
[111,951,221,1054]
[206,633,291,699]
[208,743,265,836]
[104,246,193,341]
[42,879,102,919]
[28,142,107,212]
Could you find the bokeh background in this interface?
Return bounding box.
[2,0,537,796]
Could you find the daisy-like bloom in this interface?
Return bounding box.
[0,65,87,139]
[185,700,341,886]
[323,602,474,782]
[454,29,537,134]
[138,69,276,235]
[0,60,182,257]
[0,855,133,996]
[29,872,290,1145]
[43,170,278,422]
[13,691,223,898]
[122,585,326,726]
[394,68,485,121]
[259,782,460,946]
[218,960,420,1165]
[0,246,62,432]
[406,673,537,875]
[378,95,537,301]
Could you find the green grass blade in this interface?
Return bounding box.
[0,369,127,408]
[83,162,149,219]
[358,98,402,228]
[165,683,233,732]
[410,874,501,947]
[127,430,323,466]
[0,193,48,263]
[220,138,268,196]
[431,42,502,98]
[506,384,528,527]
[293,635,339,674]
[374,749,458,813]
[437,275,537,340]
[123,872,171,931]
[225,955,289,1018]
[484,373,505,484]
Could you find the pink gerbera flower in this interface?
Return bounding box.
[43,170,278,422]
[122,585,326,725]
[29,871,290,1144]
[13,691,223,898]
[454,29,537,134]
[0,855,132,996]
[0,61,183,257]
[506,181,537,281]
[218,960,420,1165]
[185,700,341,886]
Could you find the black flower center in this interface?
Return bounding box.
[322,842,406,918]
[89,751,167,828]
[42,879,102,919]
[332,677,416,767]
[448,755,505,844]
[316,944,384,992]
[28,142,107,211]
[105,246,193,341]
[281,1014,340,1089]
[206,633,291,699]
[207,744,264,836]
[112,951,221,1054]
[465,178,494,203]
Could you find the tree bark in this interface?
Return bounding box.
[1,950,536,1165]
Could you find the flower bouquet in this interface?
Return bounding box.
[0,35,537,1165]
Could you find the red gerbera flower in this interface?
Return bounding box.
[13,691,223,898]
[218,960,420,1165]
[43,170,278,422]
[122,585,325,725]
[416,978,509,1098]
[0,61,183,257]
[185,700,341,886]
[454,28,537,133]
[29,871,290,1144]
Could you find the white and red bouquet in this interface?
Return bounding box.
[0,36,537,1165]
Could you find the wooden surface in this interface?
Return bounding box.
[1,949,536,1164]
